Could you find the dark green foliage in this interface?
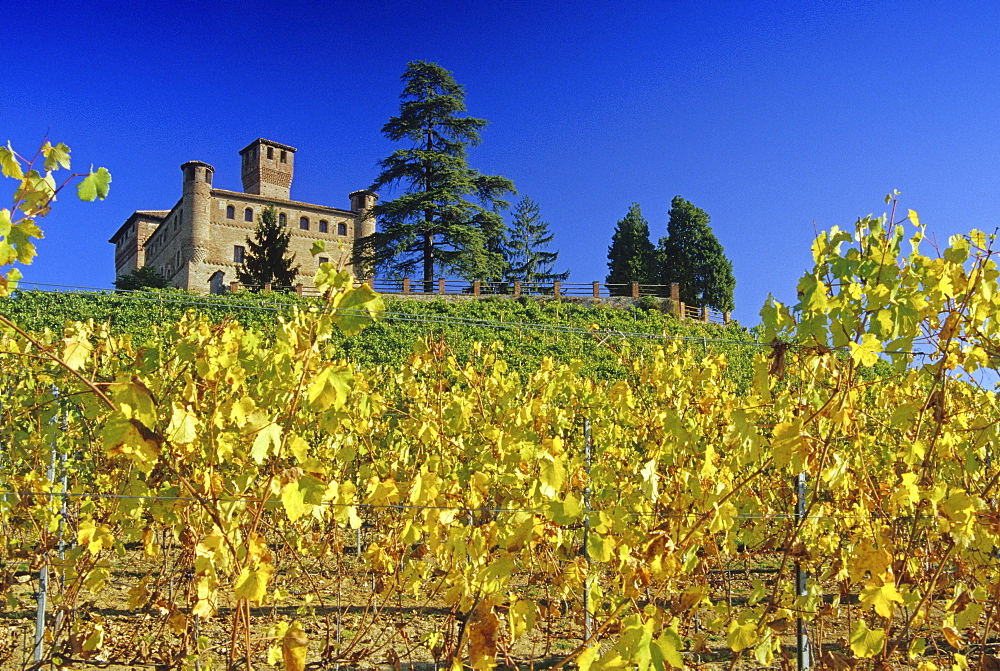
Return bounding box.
[504,197,569,285]
[0,289,756,388]
[236,204,298,290]
[355,61,516,290]
[606,203,657,294]
[658,196,735,312]
[113,266,170,291]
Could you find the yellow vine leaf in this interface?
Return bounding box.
[509,599,536,640]
[891,472,920,509]
[727,620,758,652]
[849,620,885,658]
[538,457,565,498]
[860,581,904,618]
[333,284,385,335]
[0,143,24,178]
[61,336,93,371]
[166,403,198,444]
[651,629,685,669]
[307,366,352,411]
[942,625,964,649]
[233,562,274,603]
[771,419,809,471]
[849,333,883,367]
[468,602,500,670]
[849,539,893,582]
[281,481,308,522]
[251,422,283,463]
[77,519,114,555]
[576,645,600,671]
[282,621,308,671]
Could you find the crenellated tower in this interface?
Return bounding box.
[350,190,378,279]
[240,139,296,199]
[181,160,215,288]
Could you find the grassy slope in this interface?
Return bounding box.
[0,289,761,385]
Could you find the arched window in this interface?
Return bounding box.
[278,213,287,227]
[318,220,328,233]
[299,217,309,230]
[337,222,347,236]
[226,205,235,219]
[244,208,253,222]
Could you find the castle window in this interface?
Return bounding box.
[244,208,253,222]
[234,245,245,263]
[267,146,274,160]
[280,150,287,163]
[279,213,286,227]
[318,257,329,265]
[299,217,309,230]
[319,220,328,233]
[205,169,213,184]
[337,222,348,236]
[226,205,235,219]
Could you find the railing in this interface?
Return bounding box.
[366,279,676,299]
[221,279,731,324]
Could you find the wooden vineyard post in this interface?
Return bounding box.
[795,472,811,670]
[583,418,593,643]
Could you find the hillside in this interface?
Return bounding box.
[0,289,760,385]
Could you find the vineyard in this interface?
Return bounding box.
[3,144,1000,670]
[0,287,753,386]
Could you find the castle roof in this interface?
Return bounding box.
[239,138,297,155]
[210,189,355,216]
[107,209,170,243]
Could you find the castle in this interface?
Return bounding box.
[109,139,377,293]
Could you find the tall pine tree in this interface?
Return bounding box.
[236,205,298,290]
[354,61,516,291]
[606,203,656,295]
[504,197,569,285]
[658,196,735,312]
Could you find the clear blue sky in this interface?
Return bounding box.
[5,0,1000,324]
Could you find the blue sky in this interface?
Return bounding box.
[5,0,1000,324]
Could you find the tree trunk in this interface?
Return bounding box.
[423,230,434,293]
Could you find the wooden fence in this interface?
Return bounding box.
[224,279,731,325]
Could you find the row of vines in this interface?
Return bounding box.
[0,287,756,386]
[2,143,1000,670]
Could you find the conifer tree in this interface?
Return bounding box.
[658,196,735,312]
[354,61,516,291]
[504,197,569,285]
[606,203,656,295]
[236,204,298,290]
[114,266,170,291]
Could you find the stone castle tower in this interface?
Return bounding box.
[109,139,377,293]
[240,139,295,199]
